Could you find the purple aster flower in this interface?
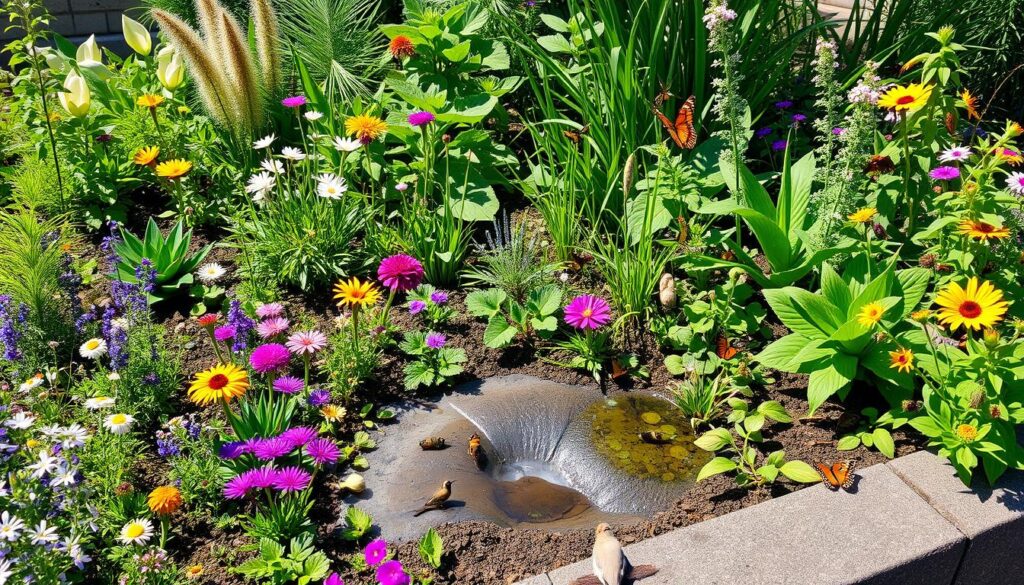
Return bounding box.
[409,300,427,315]
[156,437,179,458]
[376,560,410,585]
[408,111,435,127]
[272,466,311,492]
[279,426,317,448]
[425,333,446,349]
[257,317,290,339]
[223,474,252,499]
[364,539,388,566]
[563,295,612,330]
[754,127,773,138]
[306,437,340,465]
[774,100,793,109]
[430,291,449,305]
[377,255,424,292]
[214,325,237,341]
[247,466,277,489]
[253,437,293,460]
[256,303,284,319]
[771,139,788,152]
[929,166,960,181]
[308,389,331,407]
[219,441,249,460]
[832,127,845,135]
[273,376,304,395]
[791,113,807,123]
[249,343,291,374]
[227,300,256,353]
[281,96,307,108]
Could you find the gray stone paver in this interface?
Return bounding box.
[535,463,966,585]
[888,450,1024,585]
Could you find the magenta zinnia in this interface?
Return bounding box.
[377,254,424,292]
[272,376,304,394]
[253,437,293,461]
[364,539,388,566]
[249,343,291,373]
[307,437,340,465]
[279,426,317,448]
[376,560,410,585]
[564,295,612,330]
[223,474,252,499]
[929,166,960,181]
[408,111,435,127]
[281,96,307,108]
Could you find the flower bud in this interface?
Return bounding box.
[76,34,102,66]
[340,473,365,494]
[658,273,676,309]
[156,46,185,91]
[121,15,152,56]
[58,70,91,118]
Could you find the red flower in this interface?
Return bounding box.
[389,36,415,60]
[197,314,219,328]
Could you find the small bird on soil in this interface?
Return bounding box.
[468,433,486,468]
[571,523,659,585]
[419,436,447,450]
[413,480,453,517]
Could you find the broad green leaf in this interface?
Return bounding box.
[757,400,792,423]
[763,288,842,339]
[779,460,822,483]
[820,263,852,312]
[909,416,944,438]
[836,435,862,450]
[442,40,471,62]
[694,428,733,452]
[418,528,444,569]
[465,288,505,317]
[483,315,517,348]
[696,457,737,481]
[806,353,856,416]
[872,428,895,458]
[755,334,807,372]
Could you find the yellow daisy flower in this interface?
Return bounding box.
[133,146,160,166]
[958,219,1009,241]
[345,113,388,143]
[878,83,934,113]
[155,159,192,180]
[848,207,877,224]
[188,363,249,405]
[910,309,931,322]
[934,277,1009,331]
[185,565,204,580]
[857,302,886,327]
[321,404,346,422]
[137,93,165,109]
[955,423,978,442]
[888,348,914,373]
[333,277,380,309]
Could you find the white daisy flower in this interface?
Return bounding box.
[4,411,35,429]
[261,158,285,175]
[79,338,107,359]
[316,174,348,200]
[119,518,154,545]
[197,263,227,284]
[280,146,306,161]
[103,413,135,435]
[1008,172,1024,197]
[61,424,90,449]
[50,463,78,487]
[246,171,276,200]
[28,520,59,545]
[0,512,24,542]
[39,424,63,437]
[84,396,115,410]
[332,136,362,152]
[304,111,324,121]
[19,374,44,393]
[0,558,13,584]
[938,146,972,163]
[27,450,58,478]
[253,134,276,149]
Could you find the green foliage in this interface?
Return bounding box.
[339,505,373,541]
[836,407,896,459]
[418,527,444,570]
[400,331,467,390]
[242,490,314,542]
[323,321,385,399]
[233,534,330,585]
[672,366,750,430]
[465,284,561,348]
[464,212,557,303]
[114,218,212,302]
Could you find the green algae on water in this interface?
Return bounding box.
[586,395,709,482]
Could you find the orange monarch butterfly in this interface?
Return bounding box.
[563,124,590,144]
[652,95,698,149]
[715,334,738,360]
[815,460,855,491]
[654,80,673,108]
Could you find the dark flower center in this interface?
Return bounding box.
[959,301,982,319]
[208,374,229,390]
[896,95,916,105]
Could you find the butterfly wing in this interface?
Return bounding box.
[816,461,855,490]
[652,103,683,148]
[715,334,738,360]
[674,95,698,149]
[815,462,841,490]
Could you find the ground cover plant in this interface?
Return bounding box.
[0,0,1022,582]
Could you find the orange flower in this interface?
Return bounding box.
[958,219,1010,241]
[137,94,165,109]
[389,35,415,59]
[134,146,160,166]
[147,485,182,515]
[960,89,980,121]
[888,348,914,373]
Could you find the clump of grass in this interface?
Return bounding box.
[465,211,558,303]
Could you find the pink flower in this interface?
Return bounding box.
[324,574,344,585]
[425,332,446,349]
[375,560,409,585]
[256,303,284,319]
[279,426,318,448]
[214,325,236,341]
[307,437,340,465]
[253,437,293,460]
[564,295,612,330]
[929,166,960,181]
[273,376,304,394]
[408,111,435,127]
[286,330,327,355]
[364,538,388,566]
[272,466,311,492]
[377,254,424,292]
[257,317,290,338]
[249,343,291,373]
[247,466,277,489]
[1007,172,1024,196]
[223,474,252,499]
[281,96,307,108]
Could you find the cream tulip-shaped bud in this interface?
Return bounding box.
[75,34,102,66]
[338,473,365,494]
[121,15,152,56]
[155,46,185,91]
[658,273,677,309]
[58,70,90,118]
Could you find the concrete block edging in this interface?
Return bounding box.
[515,450,1024,585]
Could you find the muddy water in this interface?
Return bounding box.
[354,375,707,541]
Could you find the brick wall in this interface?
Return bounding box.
[4,0,144,40]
